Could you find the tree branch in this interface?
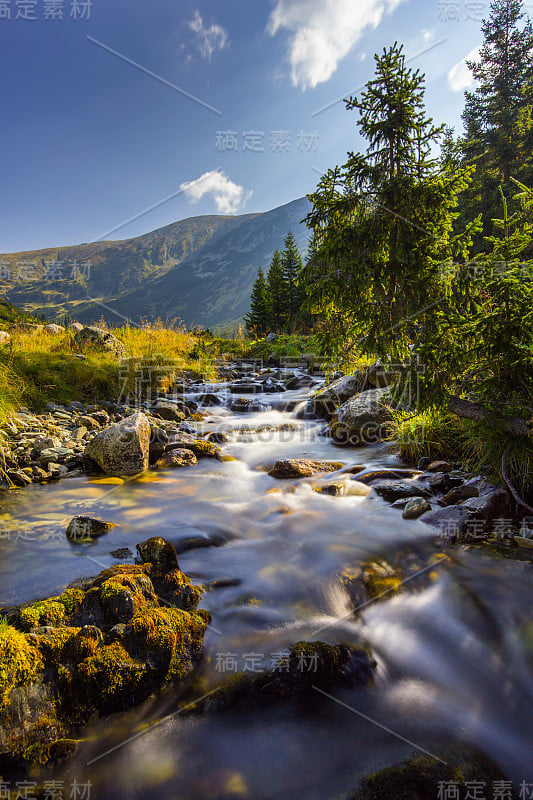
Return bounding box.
[448,395,532,438]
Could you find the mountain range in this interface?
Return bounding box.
[0,197,311,330]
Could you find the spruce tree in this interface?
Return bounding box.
[281,230,303,327]
[266,250,288,332]
[462,0,533,184]
[302,43,476,364]
[245,266,268,334]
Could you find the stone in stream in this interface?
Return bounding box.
[152,400,189,423]
[165,434,221,459]
[330,388,392,445]
[269,459,344,479]
[304,372,366,419]
[84,412,151,475]
[402,497,432,519]
[371,480,431,502]
[155,448,198,469]
[440,485,479,506]
[0,537,210,765]
[66,515,116,541]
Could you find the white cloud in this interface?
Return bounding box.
[180,171,252,214]
[266,0,406,90]
[422,28,434,43]
[447,46,480,92]
[187,10,229,61]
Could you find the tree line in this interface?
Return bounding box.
[245,231,310,334]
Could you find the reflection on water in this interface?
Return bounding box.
[2,381,533,798]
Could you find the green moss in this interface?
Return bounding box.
[18,588,86,632]
[19,600,67,632]
[75,641,148,711]
[350,750,507,799]
[188,439,221,459]
[35,627,79,665]
[0,625,43,708]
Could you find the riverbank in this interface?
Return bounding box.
[1,335,532,797]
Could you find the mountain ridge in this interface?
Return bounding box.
[1,197,311,329]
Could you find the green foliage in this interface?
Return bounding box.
[302,42,476,363]
[245,233,308,334]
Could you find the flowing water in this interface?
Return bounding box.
[2,376,533,798]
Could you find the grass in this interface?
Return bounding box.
[390,406,533,495]
[0,319,219,424]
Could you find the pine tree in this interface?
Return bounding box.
[281,230,303,326]
[245,266,268,334]
[266,250,288,332]
[462,0,533,184]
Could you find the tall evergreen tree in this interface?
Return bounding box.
[463,0,533,184]
[245,266,268,334]
[302,43,476,363]
[281,230,303,326]
[266,250,288,331]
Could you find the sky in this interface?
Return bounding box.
[0,0,504,253]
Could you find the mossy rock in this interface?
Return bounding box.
[204,641,376,713]
[349,749,515,799]
[0,625,43,709]
[0,537,210,764]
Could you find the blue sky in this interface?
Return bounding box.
[0,0,495,253]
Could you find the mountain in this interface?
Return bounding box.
[1,197,311,329]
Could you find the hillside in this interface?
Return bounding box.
[1,198,311,329]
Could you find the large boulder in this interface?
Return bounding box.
[0,331,10,345]
[73,326,127,360]
[84,412,151,475]
[305,372,366,419]
[330,388,392,445]
[70,322,84,332]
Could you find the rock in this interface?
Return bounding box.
[420,505,469,537]
[155,448,197,469]
[348,468,421,484]
[78,415,101,430]
[513,535,533,549]
[47,463,68,477]
[6,469,33,487]
[43,324,65,334]
[32,436,61,454]
[165,435,220,459]
[365,361,397,389]
[84,412,151,475]
[440,485,479,506]
[402,497,432,519]
[197,392,222,407]
[265,333,277,343]
[136,536,180,572]
[110,547,133,560]
[206,431,230,443]
[152,401,187,423]
[417,456,432,470]
[427,460,454,473]
[66,516,115,541]
[269,459,344,479]
[371,480,431,502]
[0,331,10,345]
[330,388,392,445]
[461,486,510,528]
[229,383,263,394]
[0,556,210,765]
[204,641,376,712]
[70,322,84,332]
[73,326,127,360]
[305,372,366,419]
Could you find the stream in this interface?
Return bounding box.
[2,374,533,798]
